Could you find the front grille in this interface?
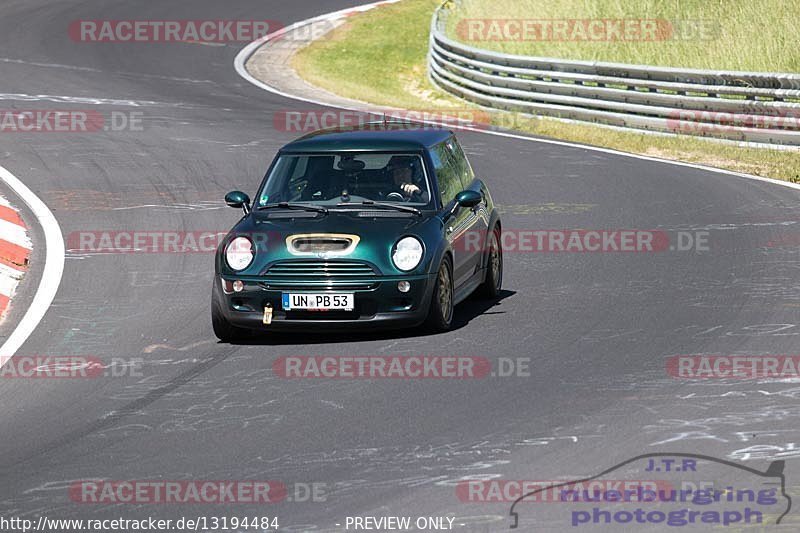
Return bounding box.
[266,260,377,277]
[261,260,379,290]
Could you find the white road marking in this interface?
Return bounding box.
[0,92,190,107]
[0,166,65,359]
[0,270,19,297]
[0,217,31,249]
[0,263,24,282]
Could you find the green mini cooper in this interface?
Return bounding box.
[212,123,502,341]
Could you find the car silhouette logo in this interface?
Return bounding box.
[509,453,791,529]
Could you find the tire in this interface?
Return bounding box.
[424,256,454,332]
[212,293,249,342]
[477,225,503,298]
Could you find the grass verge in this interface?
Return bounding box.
[292,0,800,183]
[444,0,800,72]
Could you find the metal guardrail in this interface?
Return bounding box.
[428,2,800,146]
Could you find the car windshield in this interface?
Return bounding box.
[255,152,432,207]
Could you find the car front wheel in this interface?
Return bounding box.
[478,225,503,298]
[424,256,454,332]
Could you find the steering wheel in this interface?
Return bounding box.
[386,192,406,202]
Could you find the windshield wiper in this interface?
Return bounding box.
[256,202,328,214]
[334,200,421,216]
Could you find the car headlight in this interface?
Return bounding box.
[392,236,423,271]
[225,236,254,271]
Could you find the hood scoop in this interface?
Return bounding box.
[286,234,360,257]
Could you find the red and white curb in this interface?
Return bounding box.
[0,165,64,360]
[0,194,31,322]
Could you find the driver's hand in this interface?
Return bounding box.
[400,183,420,196]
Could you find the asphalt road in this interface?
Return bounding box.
[0,0,800,531]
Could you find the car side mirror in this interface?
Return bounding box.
[456,190,482,208]
[225,191,251,214]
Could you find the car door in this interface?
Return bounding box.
[432,139,483,289]
[448,137,489,281]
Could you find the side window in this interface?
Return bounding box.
[447,137,475,186]
[286,157,309,201]
[432,142,461,206]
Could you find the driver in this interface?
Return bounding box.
[386,156,421,199]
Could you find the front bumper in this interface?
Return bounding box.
[214,272,436,332]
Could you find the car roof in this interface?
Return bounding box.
[279,122,453,153]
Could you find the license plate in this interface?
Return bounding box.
[282,293,354,311]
